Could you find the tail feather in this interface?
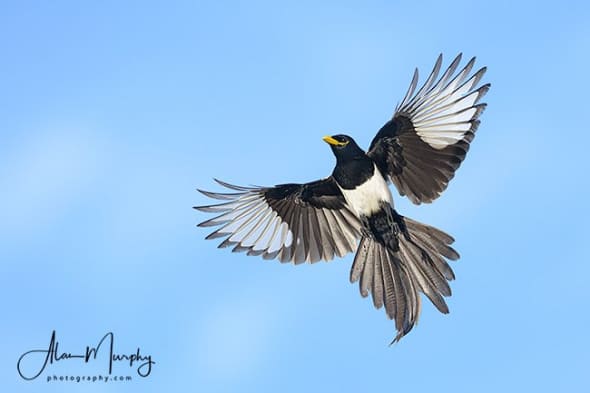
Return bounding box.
[380,245,397,320]
[350,213,458,343]
[372,245,385,309]
[399,239,449,313]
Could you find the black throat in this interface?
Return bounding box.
[332,155,375,190]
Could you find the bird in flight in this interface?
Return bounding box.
[194,53,489,343]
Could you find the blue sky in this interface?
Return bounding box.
[1,1,589,392]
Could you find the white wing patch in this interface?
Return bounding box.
[396,54,488,150]
[195,181,361,264]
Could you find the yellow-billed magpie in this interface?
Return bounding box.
[194,53,489,342]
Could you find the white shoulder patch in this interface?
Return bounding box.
[339,165,392,216]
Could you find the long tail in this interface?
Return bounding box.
[350,213,459,343]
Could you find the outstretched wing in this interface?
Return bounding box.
[368,53,490,204]
[194,178,362,264]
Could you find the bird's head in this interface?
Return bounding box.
[322,134,364,161]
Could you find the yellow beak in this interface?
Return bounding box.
[323,135,347,146]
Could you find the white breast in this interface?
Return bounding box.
[338,165,393,216]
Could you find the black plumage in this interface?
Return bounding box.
[194,53,489,343]
[327,135,375,190]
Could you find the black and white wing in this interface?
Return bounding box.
[194,178,362,264]
[368,53,490,204]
